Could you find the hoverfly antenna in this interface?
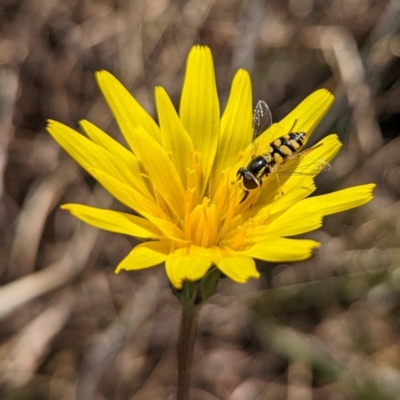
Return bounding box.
[288,118,298,133]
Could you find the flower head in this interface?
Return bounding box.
[47,46,374,289]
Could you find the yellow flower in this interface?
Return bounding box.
[47,46,374,289]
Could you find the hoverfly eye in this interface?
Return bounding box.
[243,173,259,190]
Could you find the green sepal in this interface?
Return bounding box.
[172,267,220,306]
[200,267,220,303]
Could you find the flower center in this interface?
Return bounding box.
[180,168,250,248]
[186,197,218,247]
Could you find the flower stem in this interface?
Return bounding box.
[176,302,201,400]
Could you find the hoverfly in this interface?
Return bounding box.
[236,100,329,203]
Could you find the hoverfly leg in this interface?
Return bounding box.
[275,173,284,197]
[239,190,250,204]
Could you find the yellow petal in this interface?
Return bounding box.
[96,71,161,150]
[257,184,375,238]
[87,168,188,242]
[79,119,135,161]
[47,120,138,189]
[155,86,194,186]
[251,212,324,238]
[79,120,153,200]
[88,168,160,217]
[133,127,185,220]
[289,183,376,216]
[250,178,315,219]
[278,88,334,142]
[61,204,161,238]
[210,69,252,197]
[217,256,260,283]
[243,186,316,224]
[179,46,220,196]
[165,254,211,289]
[189,245,223,264]
[241,238,320,262]
[115,241,169,273]
[145,215,187,243]
[79,119,138,166]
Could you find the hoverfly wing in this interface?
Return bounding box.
[274,144,331,176]
[252,100,273,141]
[278,159,331,175]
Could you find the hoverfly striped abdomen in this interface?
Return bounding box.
[268,132,306,165]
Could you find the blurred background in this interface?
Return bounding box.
[0,0,399,399]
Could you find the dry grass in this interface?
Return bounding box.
[1,0,400,399]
